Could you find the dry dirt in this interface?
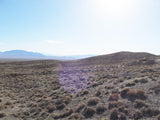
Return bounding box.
[0,58,160,120]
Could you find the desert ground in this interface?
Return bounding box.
[0,52,160,120]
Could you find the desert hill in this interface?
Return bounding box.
[0,52,160,120]
[78,51,156,64]
[62,51,157,67]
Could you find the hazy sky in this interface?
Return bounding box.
[0,0,160,55]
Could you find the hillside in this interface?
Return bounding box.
[79,51,156,64]
[62,51,157,67]
[0,52,160,120]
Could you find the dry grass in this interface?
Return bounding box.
[110,108,127,120]
[134,99,149,108]
[125,89,146,101]
[0,54,159,120]
[75,102,86,113]
[108,93,119,101]
[141,107,160,117]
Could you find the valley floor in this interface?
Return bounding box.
[0,60,160,120]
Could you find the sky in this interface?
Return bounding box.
[0,0,160,56]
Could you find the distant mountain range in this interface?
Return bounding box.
[0,50,95,60]
[0,50,159,63]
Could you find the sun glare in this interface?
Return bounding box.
[88,0,135,17]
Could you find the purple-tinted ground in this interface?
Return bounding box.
[58,64,95,93]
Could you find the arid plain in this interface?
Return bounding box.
[0,52,160,120]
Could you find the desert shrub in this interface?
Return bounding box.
[69,113,82,120]
[75,102,86,112]
[53,108,73,119]
[39,112,49,119]
[82,107,95,118]
[61,108,73,118]
[0,113,6,118]
[151,85,160,94]
[87,97,99,106]
[132,111,143,119]
[23,111,30,116]
[46,104,56,113]
[55,99,62,105]
[117,78,124,83]
[134,79,139,83]
[105,85,114,90]
[135,89,146,99]
[157,114,160,120]
[118,106,129,115]
[96,105,107,114]
[125,89,146,100]
[120,87,130,98]
[80,90,89,96]
[95,89,101,96]
[126,81,136,87]
[100,118,109,120]
[56,103,66,110]
[141,107,160,117]
[63,96,71,104]
[0,103,4,110]
[108,93,119,101]
[5,101,12,106]
[108,101,123,110]
[134,99,149,108]
[139,78,148,83]
[30,107,42,115]
[119,113,127,120]
[110,108,127,120]
[110,108,118,120]
[91,82,101,87]
[145,60,155,65]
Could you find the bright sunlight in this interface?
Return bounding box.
[88,0,136,17]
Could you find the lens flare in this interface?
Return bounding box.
[57,63,94,93]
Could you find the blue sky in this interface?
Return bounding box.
[0,0,160,55]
